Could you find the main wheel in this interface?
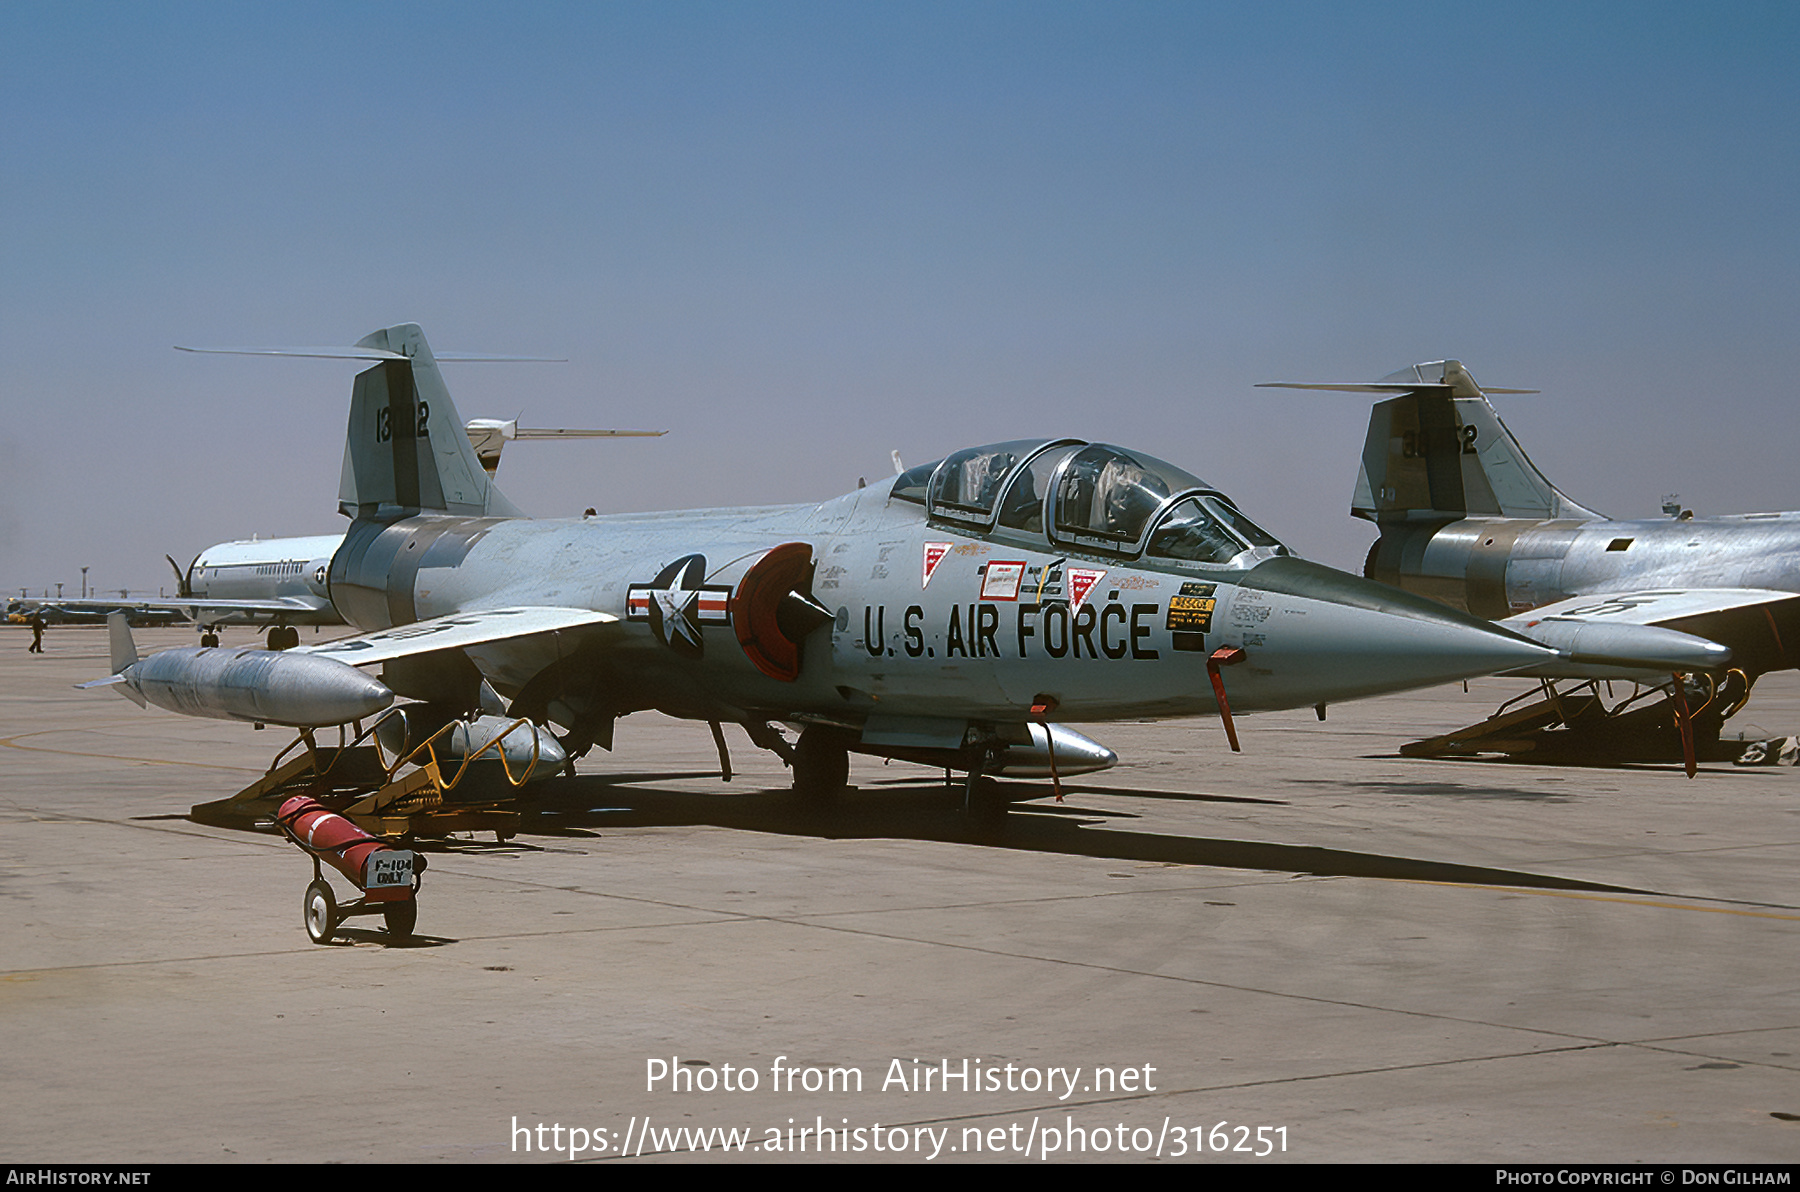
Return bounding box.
[966,775,1012,821]
[303,879,337,944]
[383,900,417,941]
[792,727,850,799]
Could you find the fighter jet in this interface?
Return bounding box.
[1262,360,1800,765]
[86,324,1569,798]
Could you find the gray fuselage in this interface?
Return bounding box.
[1367,513,1800,674]
[326,478,1550,739]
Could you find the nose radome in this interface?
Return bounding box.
[1238,557,1559,698]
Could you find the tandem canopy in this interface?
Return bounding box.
[891,439,1289,566]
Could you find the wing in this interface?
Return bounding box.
[291,606,619,667]
[12,595,336,623]
[1499,588,1800,679]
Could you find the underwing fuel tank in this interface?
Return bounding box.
[374,708,566,781]
[82,615,392,728]
[850,720,1118,777]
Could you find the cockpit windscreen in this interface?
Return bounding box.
[1205,497,1285,551]
[1148,496,1288,564]
[891,458,942,505]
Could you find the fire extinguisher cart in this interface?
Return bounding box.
[276,795,426,943]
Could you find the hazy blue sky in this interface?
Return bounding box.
[3,1,1796,596]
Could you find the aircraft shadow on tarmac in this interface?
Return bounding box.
[1285,777,1577,802]
[1368,751,1772,776]
[492,771,1650,897]
[863,775,1285,806]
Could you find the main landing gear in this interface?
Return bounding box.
[784,724,1011,818]
[791,726,851,799]
[197,626,299,650]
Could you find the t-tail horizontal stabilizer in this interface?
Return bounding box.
[1260,359,1596,524]
[177,325,571,520]
[337,324,522,519]
[462,419,666,477]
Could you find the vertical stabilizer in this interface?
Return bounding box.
[104,613,146,706]
[1345,361,1599,524]
[337,324,523,519]
[107,612,138,674]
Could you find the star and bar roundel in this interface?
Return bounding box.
[625,554,732,658]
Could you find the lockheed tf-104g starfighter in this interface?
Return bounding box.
[1264,359,1800,766]
[88,324,1608,812]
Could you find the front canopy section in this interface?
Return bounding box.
[1146,495,1287,565]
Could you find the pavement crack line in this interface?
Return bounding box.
[677,912,1788,1052]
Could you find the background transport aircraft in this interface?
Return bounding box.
[1263,360,1800,763]
[83,323,1600,798]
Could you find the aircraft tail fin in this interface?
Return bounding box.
[108,612,139,674]
[1262,360,1598,523]
[96,613,146,705]
[337,324,524,519]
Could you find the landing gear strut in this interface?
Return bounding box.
[959,745,1010,820]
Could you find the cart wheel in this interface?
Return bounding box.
[383,900,417,941]
[304,879,337,944]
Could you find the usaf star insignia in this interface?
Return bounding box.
[626,554,732,658]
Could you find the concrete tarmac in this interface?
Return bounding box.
[2,625,1797,1164]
